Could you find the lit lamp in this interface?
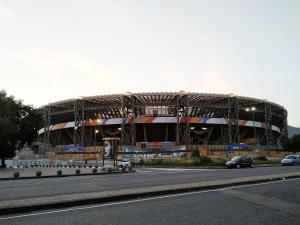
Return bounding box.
[245,107,256,146]
[95,129,99,146]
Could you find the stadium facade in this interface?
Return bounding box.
[39,92,288,149]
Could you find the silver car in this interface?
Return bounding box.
[117,159,131,168]
[281,155,300,166]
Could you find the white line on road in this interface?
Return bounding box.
[0,177,299,221]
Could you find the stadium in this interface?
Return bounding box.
[39,92,287,153]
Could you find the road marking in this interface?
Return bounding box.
[0,177,299,221]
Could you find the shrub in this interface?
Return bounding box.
[192,150,200,158]
[254,156,268,161]
[36,171,42,177]
[76,169,81,174]
[139,159,144,166]
[13,172,20,178]
[199,156,212,164]
[57,170,62,176]
[92,168,97,173]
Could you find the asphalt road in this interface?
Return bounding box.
[0,166,299,201]
[1,178,299,225]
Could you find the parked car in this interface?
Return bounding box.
[117,158,131,168]
[226,156,254,168]
[281,155,300,166]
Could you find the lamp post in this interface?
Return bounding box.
[245,107,256,147]
[95,129,99,146]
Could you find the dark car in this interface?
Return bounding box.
[226,156,254,168]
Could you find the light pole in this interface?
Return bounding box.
[245,107,256,147]
[95,129,99,146]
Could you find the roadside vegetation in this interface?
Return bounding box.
[0,90,42,168]
[134,150,281,167]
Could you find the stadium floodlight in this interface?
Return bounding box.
[124,91,132,96]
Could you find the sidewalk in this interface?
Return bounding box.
[0,166,130,180]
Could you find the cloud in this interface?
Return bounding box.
[0,5,15,23]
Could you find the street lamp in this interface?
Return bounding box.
[95,129,99,146]
[245,107,256,146]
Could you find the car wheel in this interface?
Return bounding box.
[236,164,240,169]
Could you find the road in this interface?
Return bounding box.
[0,166,299,201]
[1,177,299,225]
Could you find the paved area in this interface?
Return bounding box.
[0,167,105,179]
[0,166,299,202]
[1,178,299,225]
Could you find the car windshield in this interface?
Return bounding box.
[284,155,297,159]
[231,156,241,161]
[118,159,128,162]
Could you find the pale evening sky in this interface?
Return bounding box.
[0,0,299,126]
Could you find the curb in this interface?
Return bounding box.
[0,172,299,216]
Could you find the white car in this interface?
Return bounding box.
[117,159,131,168]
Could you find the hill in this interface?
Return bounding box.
[288,126,300,137]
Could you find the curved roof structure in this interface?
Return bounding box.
[40,92,286,130]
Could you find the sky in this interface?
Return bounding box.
[0,0,299,126]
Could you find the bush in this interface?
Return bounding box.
[76,169,81,174]
[92,168,97,173]
[199,156,212,164]
[254,156,268,161]
[57,170,62,176]
[36,171,42,177]
[13,172,20,178]
[192,150,200,158]
[139,159,144,166]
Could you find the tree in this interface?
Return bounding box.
[0,90,42,167]
[281,134,300,152]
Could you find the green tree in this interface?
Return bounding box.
[0,90,42,167]
[281,134,300,152]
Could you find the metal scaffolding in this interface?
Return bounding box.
[43,105,51,144]
[73,99,85,146]
[40,92,287,148]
